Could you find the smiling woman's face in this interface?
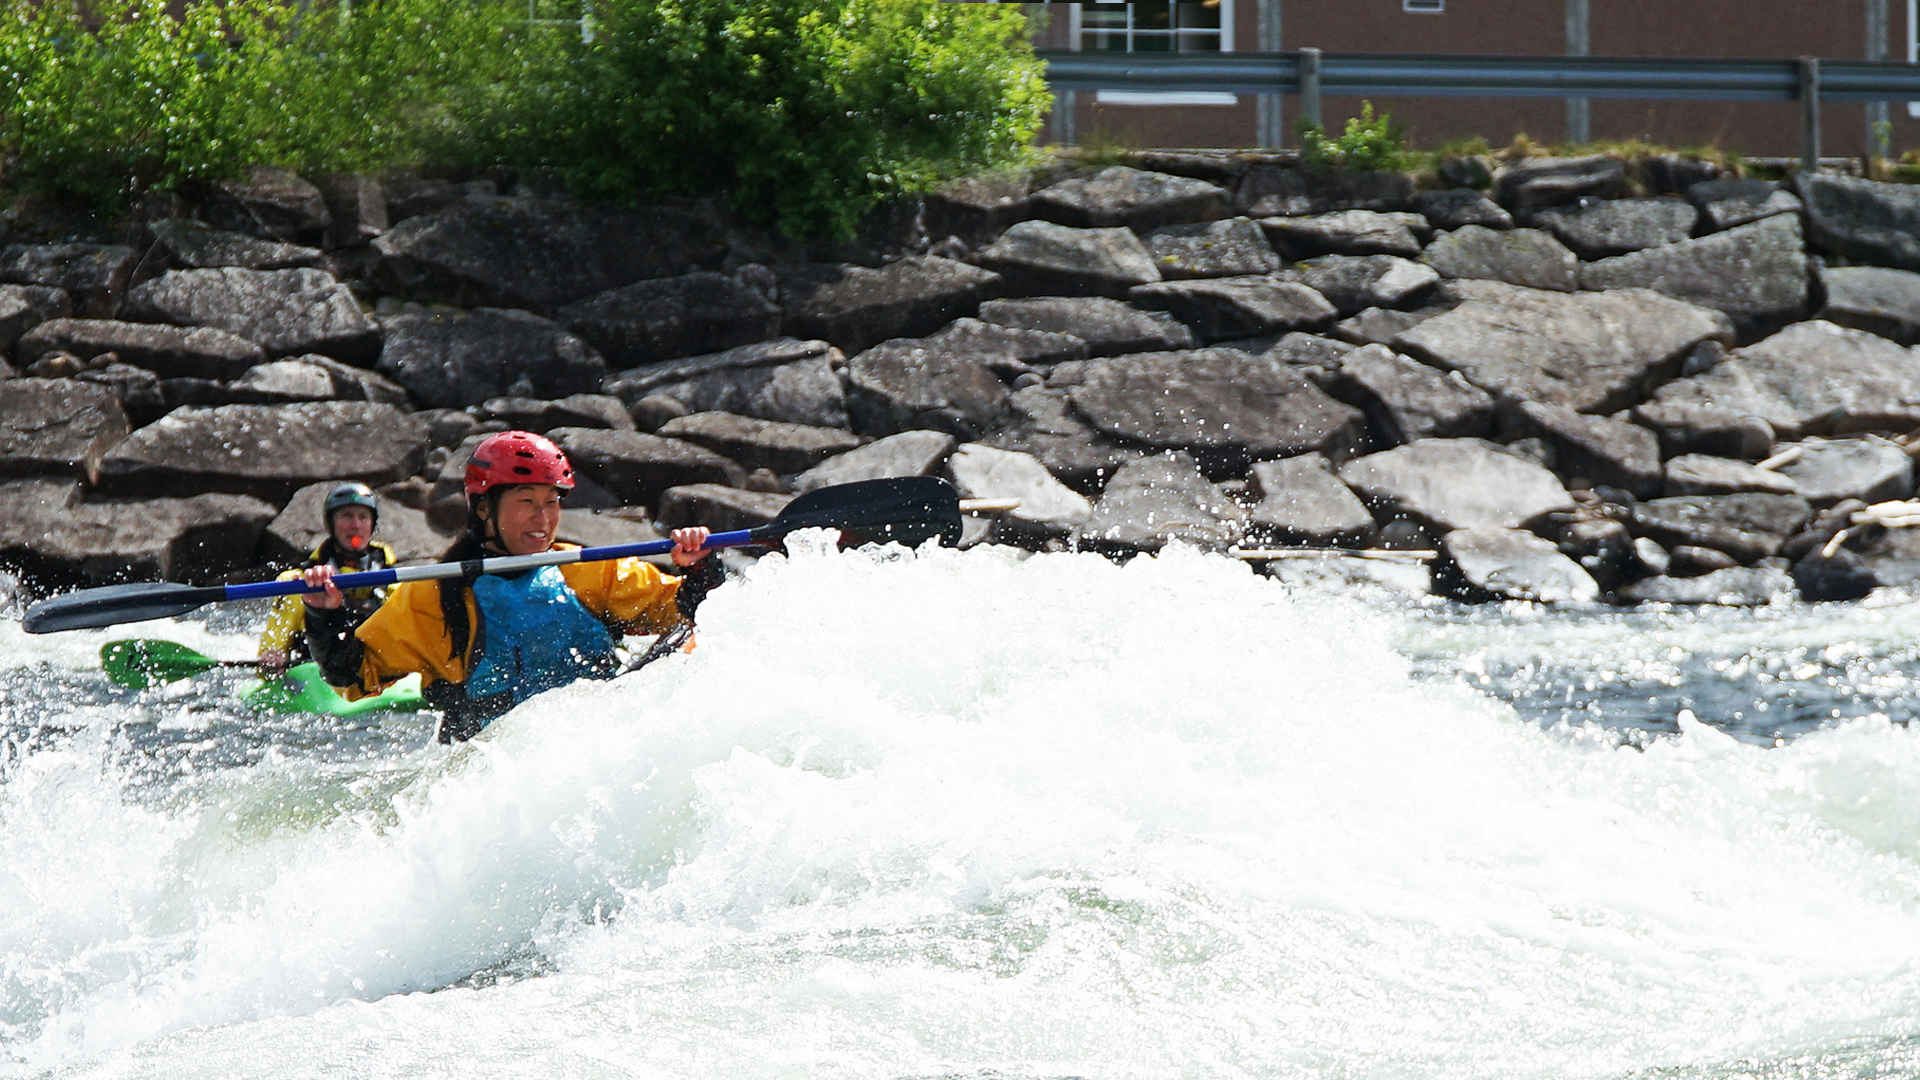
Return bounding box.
[482,484,564,555]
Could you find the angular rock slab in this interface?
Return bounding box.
[793,430,957,494]
[1492,155,1625,212]
[1629,493,1812,564]
[0,284,72,356]
[371,198,728,313]
[559,271,783,369]
[1579,215,1808,336]
[1285,255,1440,316]
[1246,452,1377,546]
[1128,277,1337,342]
[1688,177,1802,233]
[980,386,1144,491]
[0,478,277,590]
[94,401,430,502]
[1080,452,1246,554]
[978,297,1196,356]
[1505,400,1663,498]
[122,267,379,362]
[1067,348,1366,468]
[0,379,130,480]
[1259,210,1428,259]
[602,338,848,429]
[16,318,267,380]
[1816,264,1920,345]
[1796,172,1920,273]
[1613,565,1795,606]
[478,393,635,433]
[845,338,1011,438]
[1770,436,1915,506]
[1530,197,1697,258]
[1411,188,1514,230]
[1237,166,1414,217]
[656,412,862,475]
[380,306,608,409]
[1393,282,1733,414]
[202,167,331,240]
[1421,226,1578,292]
[656,484,792,532]
[1337,438,1574,532]
[946,442,1093,539]
[1663,454,1799,497]
[547,427,746,510]
[1030,166,1232,229]
[148,219,323,271]
[1331,343,1495,445]
[923,317,1088,370]
[1141,218,1282,280]
[1643,320,1920,440]
[780,256,1003,355]
[0,243,136,317]
[975,220,1161,298]
[1437,527,1600,603]
[262,479,450,568]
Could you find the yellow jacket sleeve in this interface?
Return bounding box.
[338,579,471,698]
[256,571,306,656]
[559,555,686,635]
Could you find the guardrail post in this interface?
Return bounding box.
[1800,56,1823,173]
[1299,47,1323,132]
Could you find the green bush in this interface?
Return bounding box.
[496,0,1051,237]
[1296,100,1408,172]
[0,0,530,207]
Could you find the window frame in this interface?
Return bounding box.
[1073,1,1240,107]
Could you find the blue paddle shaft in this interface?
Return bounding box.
[220,529,756,603]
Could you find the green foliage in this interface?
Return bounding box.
[495,0,1050,237]
[1295,101,1408,172]
[0,0,531,207]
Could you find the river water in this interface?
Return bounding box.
[3,536,1920,1079]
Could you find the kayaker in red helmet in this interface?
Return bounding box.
[257,481,397,673]
[300,430,718,742]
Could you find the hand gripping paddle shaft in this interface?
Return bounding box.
[23,477,962,634]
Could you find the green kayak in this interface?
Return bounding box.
[102,639,424,717]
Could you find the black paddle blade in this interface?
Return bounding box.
[761,476,963,549]
[22,581,228,634]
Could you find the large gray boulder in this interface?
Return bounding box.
[1066,348,1366,468]
[121,267,379,361]
[1411,188,1514,230]
[921,317,1088,370]
[1332,305,1450,347]
[1330,343,1495,445]
[1688,177,1802,233]
[602,338,849,429]
[1237,165,1414,217]
[1769,436,1915,506]
[148,219,324,271]
[477,393,635,433]
[0,284,71,356]
[1030,166,1233,229]
[655,412,861,475]
[379,306,607,408]
[1631,400,1775,460]
[1530,197,1697,258]
[793,430,956,494]
[1492,155,1625,212]
[547,427,746,510]
[0,243,137,317]
[0,478,277,589]
[780,256,1003,354]
[1796,172,1920,272]
[93,401,430,502]
[1816,264,1920,345]
[1436,527,1600,603]
[201,167,331,240]
[1283,255,1440,315]
[1579,215,1808,336]
[1080,452,1246,553]
[1392,282,1733,414]
[977,297,1196,356]
[1246,452,1378,546]
[1629,493,1811,564]
[1128,277,1337,341]
[1259,210,1428,259]
[1663,454,1799,497]
[1141,218,1282,280]
[15,318,267,380]
[1337,438,1574,532]
[1642,320,1920,439]
[845,337,1011,439]
[370,197,728,313]
[974,221,1161,297]
[945,442,1093,541]
[0,379,129,480]
[655,484,793,532]
[1614,564,1796,606]
[1421,226,1579,291]
[1505,400,1663,498]
[980,386,1144,491]
[261,479,450,568]
[558,272,782,369]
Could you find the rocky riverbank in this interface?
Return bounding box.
[5,152,1920,606]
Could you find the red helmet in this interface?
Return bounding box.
[464,430,575,498]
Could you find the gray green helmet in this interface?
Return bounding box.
[323,481,379,526]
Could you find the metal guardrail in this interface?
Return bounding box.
[1037,50,1920,169]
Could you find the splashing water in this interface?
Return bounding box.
[3,540,1920,1079]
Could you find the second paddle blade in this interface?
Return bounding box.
[24,581,227,635]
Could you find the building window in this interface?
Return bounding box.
[1404,0,1444,11]
[1080,1,1227,54]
